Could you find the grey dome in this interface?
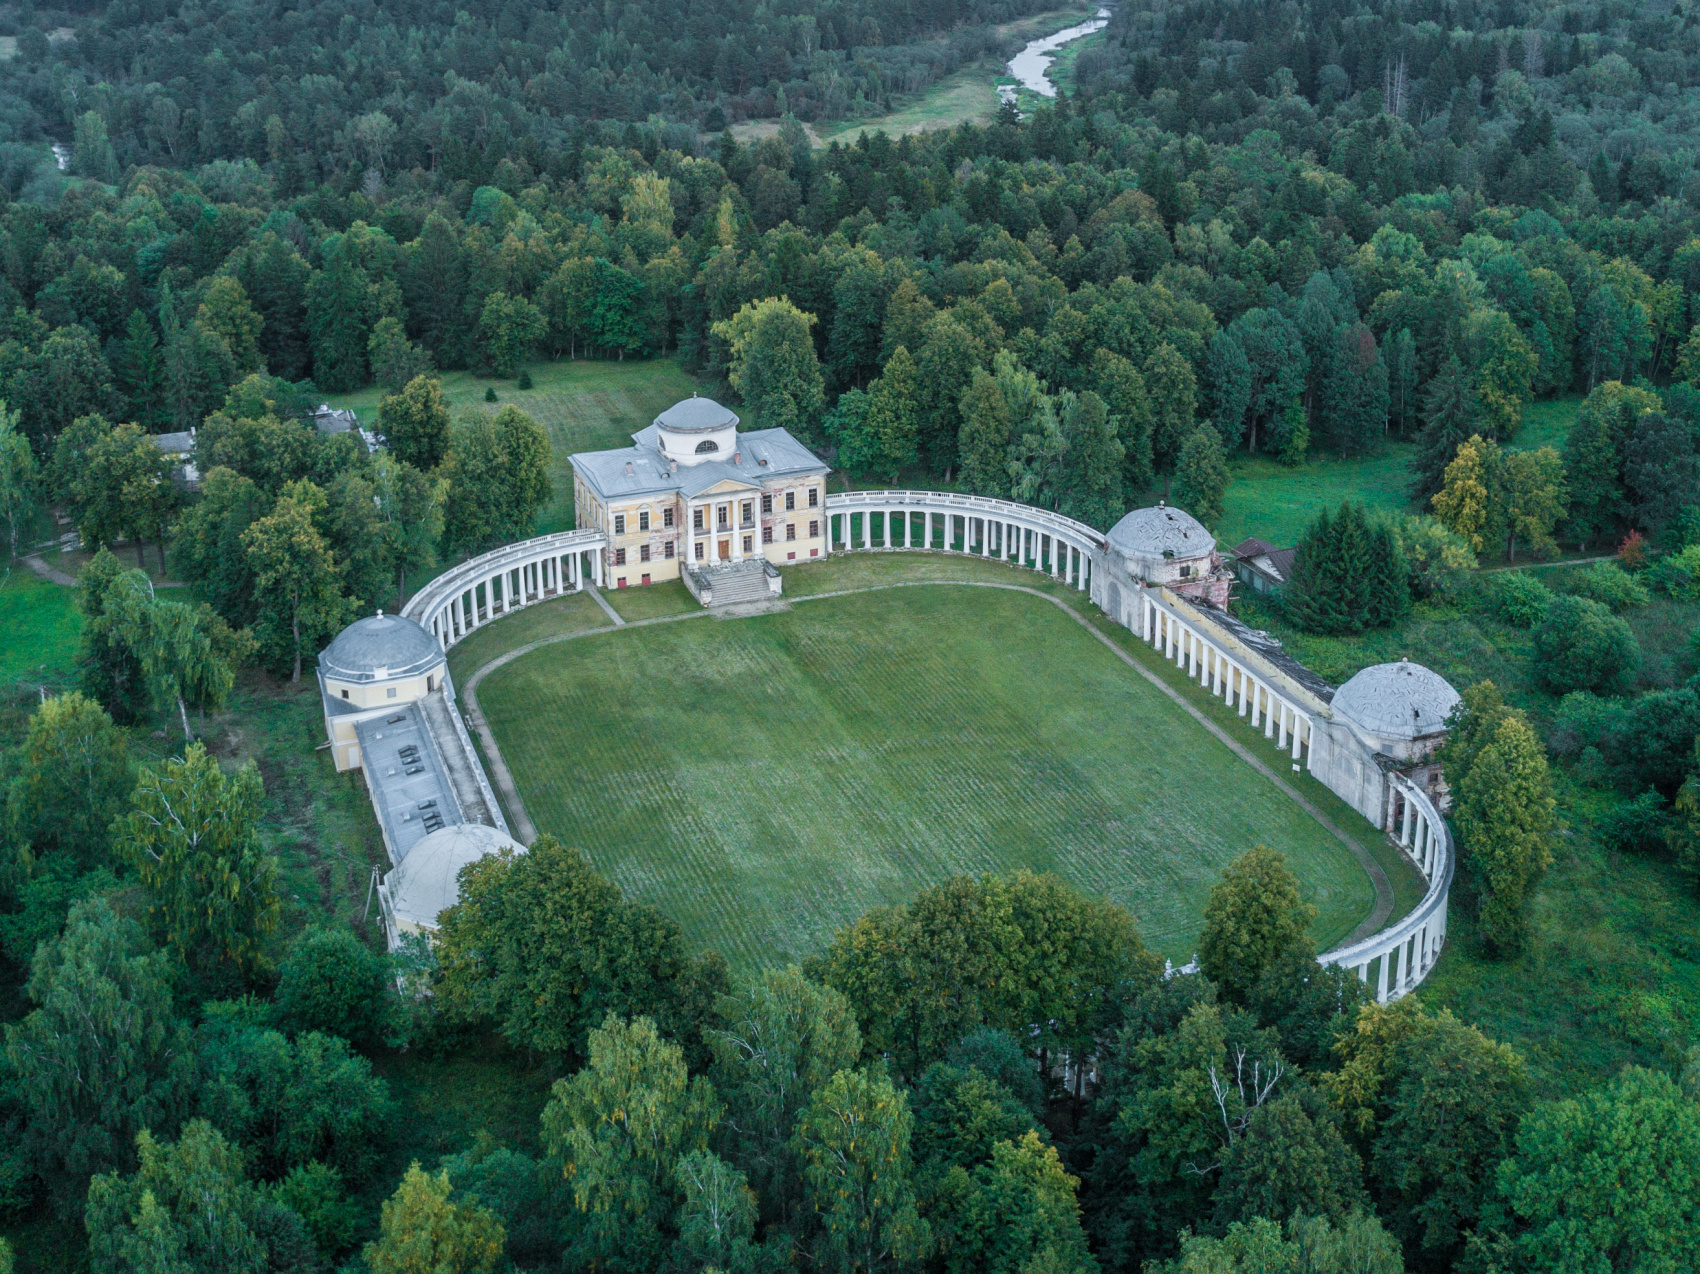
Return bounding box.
[655,396,738,433]
[387,823,522,930]
[1108,505,1215,559]
[1332,659,1459,740]
[320,613,443,682]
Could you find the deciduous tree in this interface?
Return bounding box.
[3,691,133,872]
[4,899,194,1192]
[713,297,825,436]
[793,1066,932,1274]
[1495,1067,1700,1272]
[477,290,546,377]
[1198,846,1316,1003]
[440,405,552,554]
[364,1163,506,1274]
[378,373,453,472]
[241,479,350,680]
[116,742,278,979]
[541,1013,721,1267]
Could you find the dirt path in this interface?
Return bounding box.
[459,579,1396,942]
[23,554,76,586]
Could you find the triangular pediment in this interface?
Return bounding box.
[693,477,762,496]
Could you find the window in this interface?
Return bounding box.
[808,487,819,507]
[693,507,704,531]
[387,687,397,698]
[743,535,753,553]
[762,527,773,543]
[613,513,625,535]
[741,501,753,525]
[785,490,795,511]
[717,505,729,528]
[1179,564,1192,578]
[617,576,627,588]
[639,510,650,531]
[615,548,627,565]
[695,439,718,453]
[641,573,651,585]
[341,689,349,699]
[426,676,433,692]
[810,547,818,557]
[787,551,796,560]
[694,542,705,560]
[786,523,797,541]
[809,520,819,538]
[663,541,675,559]
[761,494,773,514]
[640,544,651,562]
[663,508,674,528]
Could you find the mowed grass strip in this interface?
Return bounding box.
[478,585,1375,971]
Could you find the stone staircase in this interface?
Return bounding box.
[683,559,780,607]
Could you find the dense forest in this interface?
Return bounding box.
[2,0,1700,1268]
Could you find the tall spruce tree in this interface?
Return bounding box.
[1411,356,1479,499]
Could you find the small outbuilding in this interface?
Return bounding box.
[1231,537,1296,595]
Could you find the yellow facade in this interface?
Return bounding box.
[576,474,827,588]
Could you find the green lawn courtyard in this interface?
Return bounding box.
[474,579,1380,972]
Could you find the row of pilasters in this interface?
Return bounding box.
[428,548,602,650]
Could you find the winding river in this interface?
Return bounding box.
[1003,6,1111,101]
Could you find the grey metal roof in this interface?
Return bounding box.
[656,395,738,432]
[320,613,444,682]
[149,431,194,455]
[572,426,828,502]
[353,704,463,863]
[1332,659,1459,740]
[385,823,522,929]
[1108,505,1216,559]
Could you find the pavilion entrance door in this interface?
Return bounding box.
[718,539,730,560]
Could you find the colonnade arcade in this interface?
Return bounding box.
[1138,589,1453,1005]
[1142,593,1313,766]
[823,490,1103,591]
[403,528,608,650]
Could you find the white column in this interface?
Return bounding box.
[1277,704,1289,750]
[1400,791,1414,847]
[1292,717,1304,762]
[1264,692,1277,739]
[861,512,871,550]
[1376,952,1391,1003]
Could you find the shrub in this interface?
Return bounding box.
[1486,572,1554,627]
[516,368,533,390]
[1649,544,1700,602]
[1533,595,1640,694]
[484,385,497,402]
[273,927,393,1046]
[1387,513,1477,600]
[1596,790,1670,856]
[1565,562,1651,611]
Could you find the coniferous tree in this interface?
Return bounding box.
[1411,356,1479,499]
[1172,425,1230,530]
[115,310,167,429]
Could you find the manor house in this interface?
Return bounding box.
[569,396,830,595]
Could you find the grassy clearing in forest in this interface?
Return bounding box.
[325,357,730,536]
[476,573,1379,972]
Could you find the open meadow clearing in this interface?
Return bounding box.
[475,581,1378,971]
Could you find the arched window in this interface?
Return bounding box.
[695,439,719,454]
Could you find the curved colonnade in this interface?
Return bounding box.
[1136,590,1451,1002]
[825,489,1105,589]
[404,489,1450,1003]
[405,527,608,650]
